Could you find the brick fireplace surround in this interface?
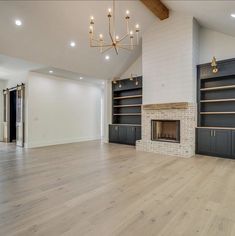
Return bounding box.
[136,103,197,158]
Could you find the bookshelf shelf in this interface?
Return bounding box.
[200,84,235,91]
[113,95,142,100]
[200,112,235,115]
[113,113,142,116]
[113,104,142,108]
[200,98,235,103]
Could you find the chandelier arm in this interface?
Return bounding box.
[116,45,133,51]
[113,0,116,40]
[108,17,115,45]
[117,44,138,47]
[118,34,129,43]
[91,38,113,46]
[101,46,113,54]
[90,45,113,48]
[91,38,101,43]
[114,46,118,55]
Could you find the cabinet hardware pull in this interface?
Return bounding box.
[210,130,213,136]
[214,130,216,136]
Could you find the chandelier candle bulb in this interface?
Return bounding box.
[135,24,140,31]
[108,8,112,17]
[89,25,94,40]
[135,25,140,44]
[90,16,94,24]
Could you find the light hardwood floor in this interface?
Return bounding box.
[0,141,235,236]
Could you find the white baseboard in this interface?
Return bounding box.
[24,136,101,148]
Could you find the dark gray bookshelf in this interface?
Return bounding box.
[196,58,235,159]
[109,76,142,146]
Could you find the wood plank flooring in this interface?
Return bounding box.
[0,141,235,236]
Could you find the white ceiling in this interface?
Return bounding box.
[0,0,156,80]
[0,1,235,83]
[0,54,104,86]
[0,54,42,82]
[164,0,235,37]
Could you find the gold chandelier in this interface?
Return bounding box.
[89,0,140,55]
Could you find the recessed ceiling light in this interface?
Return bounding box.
[105,55,110,60]
[231,13,235,18]
[49,70,54,74]
[80,77,83,80]
[15,19,22,26]
[70,41,76,47]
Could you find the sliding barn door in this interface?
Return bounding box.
[3,89,10,142]
[16,85,25,147]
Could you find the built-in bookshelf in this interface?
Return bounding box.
[198,73,235,128]
[112,77,142,126]
[109,76,142,146]
[196,58,235,159]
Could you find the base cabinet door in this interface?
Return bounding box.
[109,125,119,143]
[126,127,136,145]
[197,128,212,154]
[232,131,235,158]
[109,125,141,146]
[197,128,232,158]
[213,130,232,157]
[135,127,141,141]
[118,126,127,144]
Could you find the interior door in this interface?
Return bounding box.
[16,85,25,147]
[3,89,10,142]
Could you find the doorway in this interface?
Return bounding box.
[9,90,16,142]
[3,84,25,147]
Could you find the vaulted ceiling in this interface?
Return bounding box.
[0,1,235,82]
[164,0,235,38]
[0,1,156,80]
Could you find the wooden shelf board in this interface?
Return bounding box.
[113,95,142,100]
[143,102,188,110]
[113,113,141,116]
[113,104,142,108]
[200,111,235,115]
[200,98,235,103]
[197,126,235,130]
[110,124,141,126]
[200,85,235,91]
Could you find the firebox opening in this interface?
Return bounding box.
[151,120,180,143]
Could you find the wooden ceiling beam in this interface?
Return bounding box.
[140,0,169,20]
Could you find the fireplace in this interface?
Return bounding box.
[151,120,180,143]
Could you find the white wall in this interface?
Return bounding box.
[142,13,196,104]
[25,73,102,148]
[0,80,6,141]
[121,56,142,79]
[199,27,235,64]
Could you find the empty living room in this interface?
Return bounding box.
[1,0,235,235]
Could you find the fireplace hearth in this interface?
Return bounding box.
[151,120,180,143]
